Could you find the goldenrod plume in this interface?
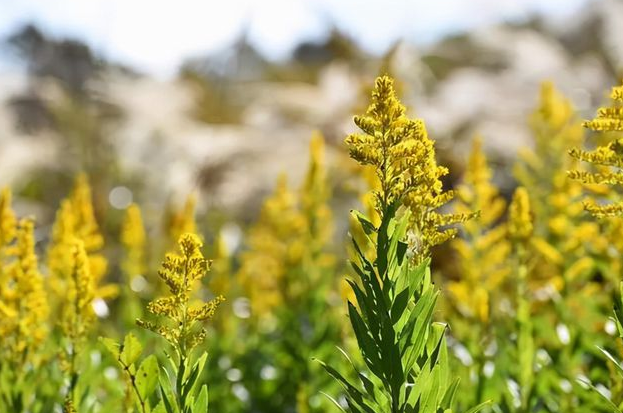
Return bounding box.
[137,233,224,353]
[346,75,475,260]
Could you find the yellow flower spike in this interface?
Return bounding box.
[301,132,333,254]
[0,188,17,292]
[121,203,147,279]
[238,133,336,319]
[518,81,584,230]
[48,174,115,305]
[569,80,623,216]
[138,233,224,354]
[48,200,76,282]
[564,256,594,281]
[207,230,232,298]
[533,81,575,132]
[512,82,604,305]
[61,238,95,342]
[448,137,509,324]
[58,237,98,403]
[347,75,475,261]
[508,187,533,246]
[167,193,197,242]
[0,218,49,368]
[238,174,305,316]
[459,137,506,231]
[70,173,104,252]
[0,188,16,250]
[530,237,563,265]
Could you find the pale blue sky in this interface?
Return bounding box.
[0,0,591,78]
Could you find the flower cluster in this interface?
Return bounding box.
[166,193,197,242]
[508,187,534,246]
[121,203,147,280]
[448,138,509,323]
[345,75,474,259]
[60,238,96,345]
[569,82,623,216]
[237,133,335,317]
[517,82,584,232]
[48,174,115,302]
[0,189,49,367]
[137,233,224,353]
[237,174,307,315]
[515,82,596,294]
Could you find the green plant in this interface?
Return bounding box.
[319,75,485,413]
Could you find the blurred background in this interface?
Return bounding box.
[0,0,621,248]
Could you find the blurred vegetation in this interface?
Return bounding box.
[4,14,623,413]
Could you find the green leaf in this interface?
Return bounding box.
[615,282,623,338]
[182,353,208,401]
[420,364,442,413]
[152,402,167,413]
[136,355,159,401]
[598,347,623,377]
[352,210,377,235]
[120,333,143,366]
[348,302,384,381]
[391,287,410,325]
[160,368,178,413]
[396,241,408,266]
[160,383,177,413]
[319,391,348,413]
[99,337,121,359]
[193,385,208,413]
[318,359,376,413]
[399,288,437,369]
[464,401,492,413]
[439,377,460,409]
[347,279,380,338]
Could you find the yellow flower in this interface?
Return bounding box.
[514,82,599,295]
[516,81,584,235]
[167,193,197,242]
[569,81,623,217]
[346,75,474,260]
[448,137,509,324]
[458,137,506,231]
[207,230,232,297]
[238,174,306,315]
[0,188,17,291]
[137,233,224,353]
[0,188,16,251]
[121,203,147,279]
[61,238,95,343]
[237,134,336,317]
[48,174,116,303]
[530,236,563,265]
[301,132,333,252]
[0,217,49,367]
[508,187,533,246]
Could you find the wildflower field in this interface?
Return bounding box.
[5,72,623,413]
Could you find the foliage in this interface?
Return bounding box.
[319,75,484,413]
[3,73,623,413]
[227,133,345,413]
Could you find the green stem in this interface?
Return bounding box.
[118,356,147,413]
[515,245,533,411]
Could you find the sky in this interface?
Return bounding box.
[0,0,592,78]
